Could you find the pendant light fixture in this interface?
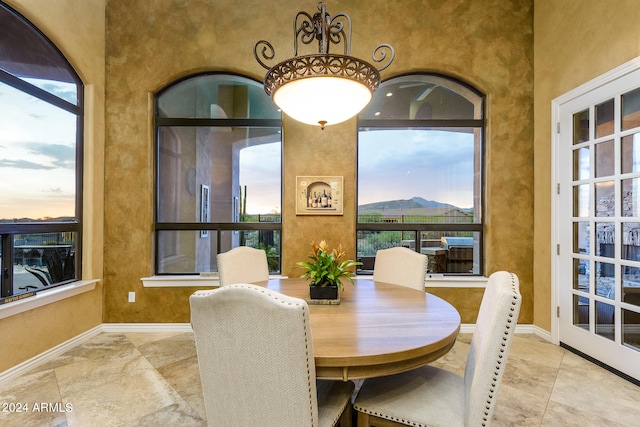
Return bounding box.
[254,1,394,129]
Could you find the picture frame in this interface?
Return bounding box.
[296,176,343,215]
[200,184,210,238]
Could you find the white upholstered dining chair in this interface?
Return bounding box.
[217,246,269,286]
[190,284,355,427]
[372,247,427,291]
[353,271,522,427]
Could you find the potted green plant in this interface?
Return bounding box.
[297,240,361,300]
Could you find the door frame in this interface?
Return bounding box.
[551,56,640,345]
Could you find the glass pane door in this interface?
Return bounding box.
[558,68,640,381]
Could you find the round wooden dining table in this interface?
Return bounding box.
[256,278,461,381]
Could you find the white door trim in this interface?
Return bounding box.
[551,56,640,345]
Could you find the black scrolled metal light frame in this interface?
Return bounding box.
[261,54,381,98]
[254,1,395,111]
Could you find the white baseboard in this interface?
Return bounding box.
[0,325,103,387]
[0,322,546,387]
[101,323,193,333]
[0,323,194,387]
[532,325,553,342]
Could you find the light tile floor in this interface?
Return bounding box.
[0,332,639,426]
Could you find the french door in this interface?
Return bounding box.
[556,63,640,380]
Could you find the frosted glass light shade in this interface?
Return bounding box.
[272,76,373,128]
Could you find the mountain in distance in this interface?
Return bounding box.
[359,196,460,211]
[0,216,76,223]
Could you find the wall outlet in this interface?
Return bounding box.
[128,292,135,303]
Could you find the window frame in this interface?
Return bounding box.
[356,73,485,276]
[153,72,283,275]
[0,2,84,301]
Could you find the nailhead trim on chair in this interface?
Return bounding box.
[194,284,319,423]
[480,272,519,427]
[354,272,521,427]
[301,305,315,423]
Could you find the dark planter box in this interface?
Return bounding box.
[309,285,339,300]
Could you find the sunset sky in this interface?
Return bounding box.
[2,76,474,220]
[0,80,76,220]
[239,128,475,214]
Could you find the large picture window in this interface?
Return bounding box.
[357,74,484,275]
[0,3,83,302]
[154,73,282,274]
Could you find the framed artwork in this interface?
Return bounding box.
[200,184,210,238]
[296,176,343,215]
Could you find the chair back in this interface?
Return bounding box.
[217,246,269,286]
[190,284,319,427]
[463,271,522,426]
[373,247,427,290]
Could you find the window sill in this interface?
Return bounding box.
[424,274,488,288]
[0,280,100,320]
[141,275,220,288]
[356,274,487,288]
[140,274,289,288]
[141,275,486,288]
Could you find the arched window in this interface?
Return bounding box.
[154,73,282,274]
[357,74,484,275]
[0,3,83,302]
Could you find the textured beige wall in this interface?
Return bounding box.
[8,0,640,366]
[0,291,102,372]
[0,0,105,372]
[533,1,640,332]
[281,117,358,277]
[103,0,533,324]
